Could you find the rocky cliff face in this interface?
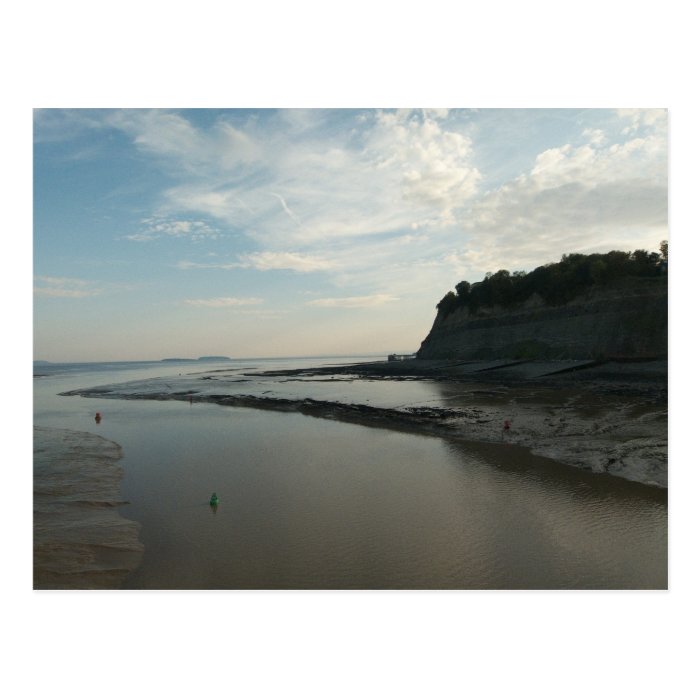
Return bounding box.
[417,278,667,361]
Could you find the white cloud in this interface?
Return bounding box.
[123,233,158,242]
[583,128,606,146]
[84,109,668,308]
[123,217,221,242]
[110,109,482,248]
[237,251,337,272]
[183,297,263,307]
[34,288,95,298]
[35,276,89,286]
[368,110,481,213]
[617,108,667,135]
[454,114,668,275]
[177,251,338,273]
[34,276,100,298]
[106,110,261,175]
[176,260,239,270]
[306,294,399,308]
[163,187,257,225]
[33,109,106,144]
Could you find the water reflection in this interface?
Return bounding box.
[35,361,667,590]
[113,405,665,590]
[442,439,666,589]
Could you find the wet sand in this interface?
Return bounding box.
[33,427,144,589]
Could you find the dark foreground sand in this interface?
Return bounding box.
[33,427,144,589]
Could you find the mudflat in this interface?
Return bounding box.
[61,358,667,488]
[308,357,669,487]
[33,427,144,589]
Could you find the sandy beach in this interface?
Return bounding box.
[33,427,144,589]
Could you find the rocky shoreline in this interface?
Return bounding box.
[304,357,668,487]
[61,357,667,488]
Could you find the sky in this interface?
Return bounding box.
[33,107,668,362]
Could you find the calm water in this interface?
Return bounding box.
[33,358,667,589]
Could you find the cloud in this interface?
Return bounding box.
[617,108,667,135]
[183,297,263,307]
[33,109,106,144]
[177,251,338,273]
[34,288,95,298]
[162,187,257,225]
[306,294,399,308]
[368,110,481,213]
[452,114,668,275]
[34,276,100,298]
[106,109,482,248]
[237,251,337,272]
[176,260,239,270]
[123,217,221,242]
[106,110,261,175]
[122,233,159,242]
[60,109,668,308]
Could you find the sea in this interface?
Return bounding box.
[33,356,668,589]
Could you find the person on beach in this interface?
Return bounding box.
[502,419,511,438]
[94,412,102,424]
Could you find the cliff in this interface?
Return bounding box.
[417,277,667,361]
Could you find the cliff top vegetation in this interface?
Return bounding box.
[437,242,668,317]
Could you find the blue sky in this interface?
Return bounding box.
[33,108,667,361]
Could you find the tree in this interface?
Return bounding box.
[437,291,458,314]
[434,246,666,318]
[455,281,471,299]
[489,269,514,306]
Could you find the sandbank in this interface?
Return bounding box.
[34,426,144,589]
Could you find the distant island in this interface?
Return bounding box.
[160,356,232,362]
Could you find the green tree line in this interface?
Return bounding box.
[437,242,668,316]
